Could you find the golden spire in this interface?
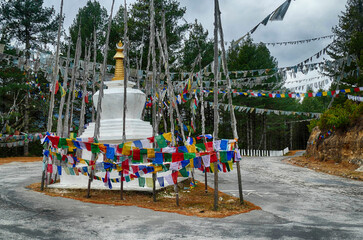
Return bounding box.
[112,41,124,81]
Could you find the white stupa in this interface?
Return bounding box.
[55,41,159,190]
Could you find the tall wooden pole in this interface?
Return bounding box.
[197,42,208,193]
[41,0,64,190]
[64,25,82,138]
[213,0,219,211]
[120,0,129,200]
[86,0,115,198]
[156,28,183,206]
[216,0,244,204]
[91,27,97,123]
[78,45,91,137]
[150,0,158,203]
[56,37,71,137]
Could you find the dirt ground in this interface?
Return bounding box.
[28,180,260,218]
[285,152,363,181]
[0,157,41,165]
[1,156,260,218]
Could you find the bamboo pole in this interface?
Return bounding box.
[41,0,64,190]
[216,0,243,204]
[86,0,115,198]
[213,0,219,211]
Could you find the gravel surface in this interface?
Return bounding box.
[0,155,362,240]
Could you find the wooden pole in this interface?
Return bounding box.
[137,31,145,90]
[63,25,82,138]
[213,0,219,211]
[91,27,97,123]
[56,37,71,137]
[86,0,115,198]
[194,40,208,193]
[216,0,244,204]
[120,171,124,200]
[120,0,129,200]
[149,0,158,203]
[155,26,184,207]
[41,0,64,190]
[78,45,91,137]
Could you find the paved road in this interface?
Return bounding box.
[0,155,362,240]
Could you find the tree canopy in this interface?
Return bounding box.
[0,0,59,54]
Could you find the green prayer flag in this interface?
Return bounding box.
[196,143,206,151]
[138,177,145,187]
[179,168,189,177]
[183,153,196,160]
[164,153,172,162]
[155,135,167,148]
[56,153,62,161]
[220,151,228,163]
[140,149,148,155]
[58,138,68,149]
[125,175,131,182]
[91,144,100,154]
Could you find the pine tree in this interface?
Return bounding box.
[0,0,59,55]
[69,0,108,60]
[327,0,363,92]
[182,20,214,72]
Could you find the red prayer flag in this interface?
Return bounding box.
[84,143,92,151]
[133,149,141,161]
[308,92,313,97]
[172,152,184,162]
[47,164,53,173]
[47,135,60,148]
[172,171,178,184]
[131,165,139,173]
[210,153,218,163]
[205,142,213,152]
[122,159,129,171]
[354,87,360,92]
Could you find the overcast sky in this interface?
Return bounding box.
[44,0,347,69]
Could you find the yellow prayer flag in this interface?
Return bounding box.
[210,162,214,172]
[162,132,172,142]
[186,145,196,153]
[228,161,233,171]
[154,166,163,172]
[189,159,194,168]
[345,88,351,93]
[122,142,132,156]
[147,148,155,158]
[281,94,286,98]
[323,92,328,96]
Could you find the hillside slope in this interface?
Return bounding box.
[306,117,363,166]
